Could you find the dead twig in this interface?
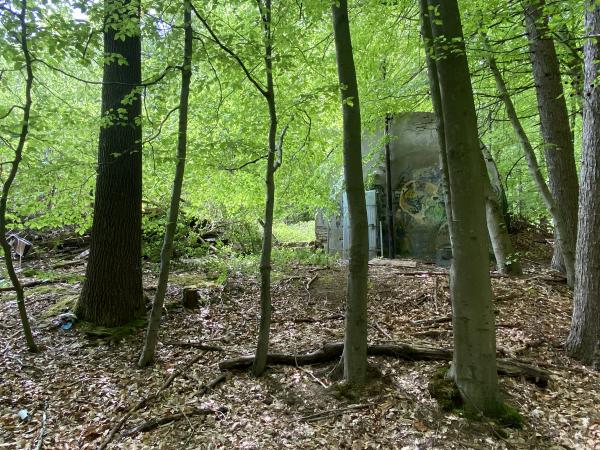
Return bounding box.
[373,321,392,340]
[300,403,372,422]
[34,400,48,450]
[122,407,225,436]
[411,316,452,326]
[97,353,205,450]
[196,372,228,396]
[298,366,329,388]
[164,341,225,352]
[305,274,318,291]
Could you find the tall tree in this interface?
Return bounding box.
[252,0,285,377]
[332,0,369,386]
[524,0,579,285]
[567,1,600,367]
[424,0,502,415]
[139,0,193,367]
[484,41,568,278]
[76,0,144,327]
[192,0,286,377]
[0,0,38,352]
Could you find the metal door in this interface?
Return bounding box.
[342,190,378,260]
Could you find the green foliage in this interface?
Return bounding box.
[0,0,586,251]
[272,221,314,243]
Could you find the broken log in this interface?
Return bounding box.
[219,341,550,387]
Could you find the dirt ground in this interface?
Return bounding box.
[1,238,599,449]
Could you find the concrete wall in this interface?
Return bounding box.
[318,112,450,262]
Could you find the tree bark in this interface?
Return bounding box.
[384,114,395,258]
[419,0,452,226]
[426,0,501,415]
[138,0,192,367]
[566,2,600,368]
[253,0,280,377]
[480,143,522,275]
[524,0,578,285]
[480,142,510,230]
[332,0,369,386]
[485,43,573,282]
[0,0,38,352]
[76,0,145,327]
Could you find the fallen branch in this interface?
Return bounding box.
[164,341,225,352]
[122,407,225,436]
[97,353,205,450]
[300,403,371,422]
[411,316,452,326]
[196,372,228,396]
[306,274,319,290]
[219,341,550,387]
[272,314,344,324]
[373,321,392,339]
[34,400,48,450]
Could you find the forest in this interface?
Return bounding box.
[0,0,599,448]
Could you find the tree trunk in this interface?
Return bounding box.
[566,2,600,367]
[0,0,37,352]
[480,143,522,275]
[384,114,395,259]
[524,0,578,285]
[480,142,510,230]
[332,0,369,386]
[425,0,501,416]
[253,0,280,377]
[139,0,192,367]
[485,42,573,282]
[419,0,452,227]
[76,0,144,327]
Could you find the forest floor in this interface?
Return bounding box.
[1,230,599,449]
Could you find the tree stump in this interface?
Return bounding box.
[182,287,200,309]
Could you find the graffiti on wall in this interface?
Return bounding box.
[395,166,448,258]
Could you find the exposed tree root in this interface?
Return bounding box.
[219,341,550,387]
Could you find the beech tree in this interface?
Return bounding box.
[139,0,193,367]
[192,0,287,377]
[332,0,369,386]
[524,0,579,286]
[76,0,145,327]
[0,0,37,352]
[423,0,502,415]
[480,143,522,276]
[567,1,600,367]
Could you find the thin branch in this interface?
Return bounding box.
[273,123,289,171]
[223,154,268,172]
[142,105,180,145]
[0,105,25,121]
[190,3,268,97]
[33,59,177,87]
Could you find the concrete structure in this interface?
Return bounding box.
[316,112,450,262]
